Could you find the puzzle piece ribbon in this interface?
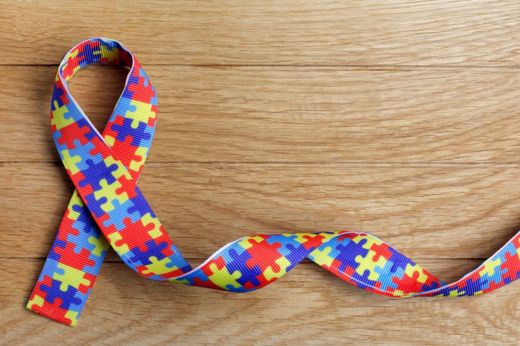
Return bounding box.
[28,38,520,326]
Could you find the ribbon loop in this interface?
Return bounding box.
[28,38,520,327]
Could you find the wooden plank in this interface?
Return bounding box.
[3,1,520,66]
[4,65,520,163]
[3,2,520,343]
[2,162,519,260]
[2,258,518,345]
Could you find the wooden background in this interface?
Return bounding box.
[1,0,520,344]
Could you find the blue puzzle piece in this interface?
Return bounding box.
[40,278,82,310]
[128,239,169,265]
[388,248,414,274]
[71,203,99,235]
[225,248,262,289]
[373,260,400,291]
[126,193,155,218]
[84,193,107,218]
[51,84,66,107]
[77,159,118,192]
[284,243,310,271]
[111,117,152,147]
[333,237,370,273]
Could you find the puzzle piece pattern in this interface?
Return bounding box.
[29,38,520,328]
[28,38,159,326]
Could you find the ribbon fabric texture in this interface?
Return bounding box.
[27,38,520,326]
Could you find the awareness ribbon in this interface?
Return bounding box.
[27,38,520,326]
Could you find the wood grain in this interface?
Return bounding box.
[4,65,520,163]
[2,258,519,345]
[3,1,520,66]
[2,162,520,260]
[2,0,520,343]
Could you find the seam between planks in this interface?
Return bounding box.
[6,161,520,166]
[7,63,520,70]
